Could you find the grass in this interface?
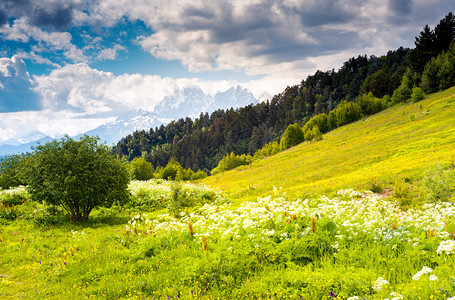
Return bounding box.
[1,88,455,299]
[200,87,455,202]
[1,187,455,299]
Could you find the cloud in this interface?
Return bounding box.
[96,44,125,61]
[0,110,116,142]
[0,55,41,112]
[0,0,75,30]
[0,17,88,63]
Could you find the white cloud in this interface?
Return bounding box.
[32,63,248,115]
[96,44,125,61]
[0,17,87,63]
[0,110,115,142]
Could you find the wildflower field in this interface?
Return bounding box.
[1,181,455,299]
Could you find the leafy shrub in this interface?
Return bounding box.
[211,152,253,175]
[23,135,130,222]
[253,141,281,160]
[130,157,154,180]
[369,178,384,193]
[303,114,329,134]
[0,154,26,189]
[391,75,412,103]
[167,182,197,217]
[279,123,304,150]
[422,164,454,203]
[333,101,363,127]
[356,92,384,115]
[0,192,27,206]
[393,179,412,207]
[303,125,322,142]
[411,87,426,103]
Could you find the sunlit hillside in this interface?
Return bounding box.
[201,87,455,202]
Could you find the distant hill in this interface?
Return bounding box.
[200,87,455,201]
[0,135,54,157]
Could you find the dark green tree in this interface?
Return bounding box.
[280,123,304,150]
[130,157,154,180]
[24,136,130,222]
[0,154,27,189]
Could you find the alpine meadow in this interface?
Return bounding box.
[2,5,455,300]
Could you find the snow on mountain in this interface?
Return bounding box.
[81,109,169,145]
[0,85,258,155]
[154,85,257,119]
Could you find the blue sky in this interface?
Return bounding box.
[0,0,454,142]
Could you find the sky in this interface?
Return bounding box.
[0,0,454,142]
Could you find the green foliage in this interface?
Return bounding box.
[393,180,412,207]
[302,114,329,134]
[167,181,197,217]
[303,125,323,142]
[421,43,455,93]
[191,170,208,180]
[368,178,384,193]
[130,157,154,180]
[333,101,363,127]
[421,55,446,93]
[253,141,281,160]
[356,92,384,115]
[211,152,253,175]
[154,158,181,180]
[23,135,130,222]
[279,123,304,151]
[154,158,207,181]
[410,87,426,103]
[0,154,26,189]
[422,164,454,203]
[361,68,395,98]
[392,75,412,103]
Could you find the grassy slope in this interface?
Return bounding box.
[201,87,455,202]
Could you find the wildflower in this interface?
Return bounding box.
[436,240,455,255]
[388,292,403,300]
[372,277,389,291]
[347,296,360,300]
[429,274,438,281]
[412,266,433,280]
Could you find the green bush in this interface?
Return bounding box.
[167,182,197,217]
[422,164,454,203]
[393,180,412,207]
[391,75,412,103]
[130,157,154,180]
[211,152,253,175]
[279,123,304,150]
[0,192,27,206]
[410,87,426,103]
[356,92,384,115]
[23,135,130,222]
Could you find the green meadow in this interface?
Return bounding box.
[201,87,455,202]
[1,88,455,299]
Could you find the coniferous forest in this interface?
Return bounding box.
[113,12,455,174]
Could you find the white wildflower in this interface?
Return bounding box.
[412,266,433,280]
[372,277,389,291]
[436,240,455,255]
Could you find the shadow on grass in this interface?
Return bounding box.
[32,208,132,230]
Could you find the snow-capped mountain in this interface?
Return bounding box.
[0,85,258,156]
[154,85,257,119]
[81,109,169,145]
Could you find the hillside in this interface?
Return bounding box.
[200,87,455,201]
